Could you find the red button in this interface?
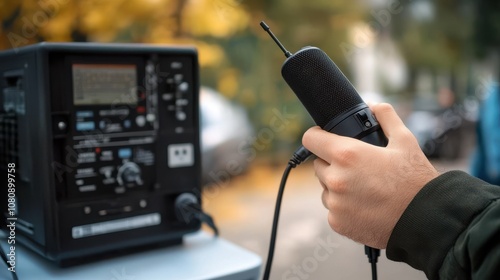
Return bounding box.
[136,106,146,113]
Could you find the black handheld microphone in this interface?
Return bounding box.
[260,21,387,157]
[260,21,385,280]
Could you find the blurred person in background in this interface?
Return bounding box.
[303,103,500,280]
[470,82,500,186]
[469,0,500,185]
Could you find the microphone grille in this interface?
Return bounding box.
[281,47,363,128]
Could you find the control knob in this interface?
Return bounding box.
[117,162,143,187]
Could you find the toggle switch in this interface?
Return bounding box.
[357,111,372,128]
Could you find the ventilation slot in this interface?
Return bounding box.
[0,70,24,170]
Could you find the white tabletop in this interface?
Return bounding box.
[0,231,262,280]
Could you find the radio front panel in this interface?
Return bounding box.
[0,43,202,264]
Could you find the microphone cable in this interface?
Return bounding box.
[262,146,309,280]
[262,146,379,280]
[262,163,293,280]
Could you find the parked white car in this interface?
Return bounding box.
[200,87,254,186]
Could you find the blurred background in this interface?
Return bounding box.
[1,0,499,279]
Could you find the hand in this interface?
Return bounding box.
[302,103,439,249]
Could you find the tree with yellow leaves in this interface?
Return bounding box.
[0,0,249,67]
[0,0,368,157]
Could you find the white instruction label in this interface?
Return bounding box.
[72,213,161,239]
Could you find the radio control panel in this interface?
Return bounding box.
[0,43,202,264]
[59,53,199,199]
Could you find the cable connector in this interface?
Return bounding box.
[289,145,312,167]
[365,246,380,280]
[175,193,219,236]
[365,246,380,263]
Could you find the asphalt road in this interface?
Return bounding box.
[202,156,470,280]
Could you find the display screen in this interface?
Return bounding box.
[73,64,138,105]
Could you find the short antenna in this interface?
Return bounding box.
[260,21,292,58]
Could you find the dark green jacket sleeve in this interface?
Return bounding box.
[386,171,500,279]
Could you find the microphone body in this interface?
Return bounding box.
[281,47,387,151]
[260,22,383,280]
[282,45,385,280]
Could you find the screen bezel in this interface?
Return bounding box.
[66,55,145,108]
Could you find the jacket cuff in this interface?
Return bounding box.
[386,171,500,279]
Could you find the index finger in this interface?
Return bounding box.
[302,126,360,163]
[369,103,408,141]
